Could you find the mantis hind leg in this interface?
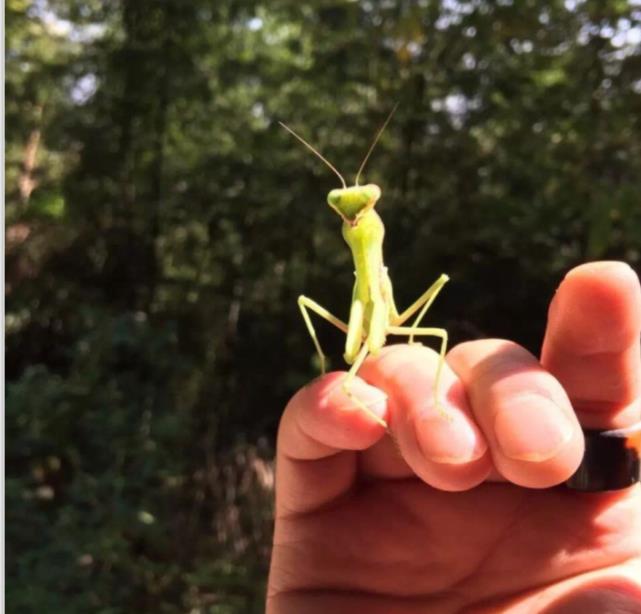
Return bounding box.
[342,343,388,428]
[298,295,348,374]
[388,325,449,417]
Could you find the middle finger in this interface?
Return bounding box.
[447,339,584,488]
[359,343,492,491]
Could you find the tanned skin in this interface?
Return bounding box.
[268,261,641,613]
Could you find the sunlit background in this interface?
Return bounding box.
[6,0,641,611]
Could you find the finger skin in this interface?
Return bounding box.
[359,344,492,492]
[447,340,584,488]
[275,372,387,516]
[541,261,641,428]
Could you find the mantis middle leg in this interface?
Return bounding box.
[387,325,449,413]
[298,295,348,374]
[393,274,449,343]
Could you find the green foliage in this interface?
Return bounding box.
[6,0,641,611]
[6,312,270,612]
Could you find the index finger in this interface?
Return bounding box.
[540,261,641,429]
[275,373,388,517]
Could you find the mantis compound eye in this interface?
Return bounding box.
[327,189,343,208]
[363,184,381,203]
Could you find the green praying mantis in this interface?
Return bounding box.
[280,108,449,428]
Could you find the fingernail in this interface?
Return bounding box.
[328,379,388,421]
[494,394,574,461]
[417,411,487,464]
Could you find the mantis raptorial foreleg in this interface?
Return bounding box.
[298,295,348,374]
[344,297,365,364]
[388,325,449,415]
[299,296,387,426]
[342,343,388,427]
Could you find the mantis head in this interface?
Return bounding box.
[279,104,396,224]
[327,184,381,223]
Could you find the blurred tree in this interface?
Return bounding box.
[6,0,641,611]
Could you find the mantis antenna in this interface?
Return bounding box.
[278,121,347,189]
[354,103,399,186]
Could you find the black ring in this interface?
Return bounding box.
[565,422,641,492]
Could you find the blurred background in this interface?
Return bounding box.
[5,0,641,611]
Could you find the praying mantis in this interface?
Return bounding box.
[280,108,449,428]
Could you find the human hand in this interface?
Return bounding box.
[267,262,641,613]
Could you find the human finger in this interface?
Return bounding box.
[541,261,641,429]
[275,372,387,516]
[358,344,492,492]
[447,340,584,488]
